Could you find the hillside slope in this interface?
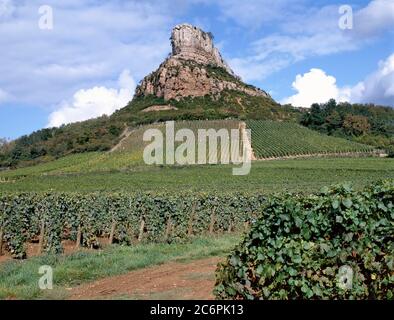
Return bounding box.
[0,24,298,168]
[1,119,381,174]
[247,120,379,159]
[301,99,394,155]
[0,120,380,179]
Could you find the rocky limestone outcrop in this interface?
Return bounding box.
[171,23,237,77]
[135,23,269,101]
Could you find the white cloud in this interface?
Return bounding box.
[0,88,10,103]
[282,53,394,108]
[354,0,394,37]
[281,68,349,108]
[0,0,14,20]
[228,0,394,82]
[47,70,136,127]
[0,0,174,107]
[349,53,394,106]
[229,56,291,82]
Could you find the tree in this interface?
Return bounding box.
[0,138,6,148]
[0,138,11,155]
[301,103,325,128]
[325,110,342,134]
[343,114,371,136]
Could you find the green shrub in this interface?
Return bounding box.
[214,181,394,300]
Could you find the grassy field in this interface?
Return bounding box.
[0,234,240,300]
[1,157,393,193]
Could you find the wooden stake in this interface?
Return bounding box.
[188,202,196,237]
[138,219,145,242]
[38,220,45,254]
[0,226,3,256]
[76,225,82,248]
[127,223,133,244]
[109,221,117,244]
[228,221,233,233]
[165,218,172,240]
[209,210,216,234]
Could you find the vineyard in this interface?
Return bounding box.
[0,120,381,181]
[246,120,378,159]
[113,120,244,164]
[0,192,264,259]
[0,158,393,194]
[215,180,394,299]
[113,120,379,162]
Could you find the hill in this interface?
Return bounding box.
[113,119,379,161]
[1,25,393,169]
[0,24,299,168]
[0,120,380,180]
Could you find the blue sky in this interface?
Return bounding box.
[0,0,393,139]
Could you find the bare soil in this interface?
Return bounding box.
[141,105,178,113]
[69,257,221,300]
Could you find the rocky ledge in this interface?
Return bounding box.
[135,23,269,101]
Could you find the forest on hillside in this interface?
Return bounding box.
[300,99,394,155]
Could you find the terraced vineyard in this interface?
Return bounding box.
[246,120,378,159]
[113,120,244,164]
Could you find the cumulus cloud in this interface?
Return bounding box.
[47,70,136,127]
[350,53,394,106]
[281,69,349,108]
[282,53,394,108]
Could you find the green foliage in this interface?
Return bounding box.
[247,120,376,158]
[0,192,264,259]
[300,99,394,153]
[0,116,124,168]
[117,90,298,125]
[214,180,394,300]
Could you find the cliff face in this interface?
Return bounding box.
[135,23,269,101]
[170,23,237,77]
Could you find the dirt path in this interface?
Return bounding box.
[109,127,134,152]
[69,257,221,300]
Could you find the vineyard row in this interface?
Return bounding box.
[0,193,265,258]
